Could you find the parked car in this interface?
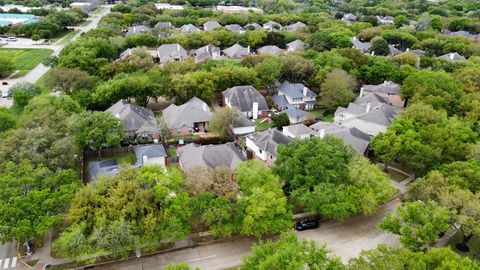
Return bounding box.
[294,218,319,231]
[1,90,10,98]
[2,81,7,85]
[6,37,17,42]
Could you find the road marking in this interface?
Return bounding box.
[188,255,217,262]
[10,257,16,268]
[3,258,8,269]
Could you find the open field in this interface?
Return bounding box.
[0,48,53,77]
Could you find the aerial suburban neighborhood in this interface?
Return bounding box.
[0,0,479,269]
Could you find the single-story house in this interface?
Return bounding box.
[222,85,269,119]
[179,23,200,34]
[222,43,250,59]
[157,43,188,65]
[134,144,168,169]
[224,24,245,34]
[263,20,282,31]
[155,21,173,28]
[285,21,307,31]
[177,143,246,171]
[282,123,317,139]
[246,128,292,166]
[106,99,158,139]
[256,45,285,56]
[286,39,305,52]
[203,20,221,31]
[162,97,213,135]
[283,107,308,124]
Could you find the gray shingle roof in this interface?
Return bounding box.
[355,93,390,107]
[272,94,288,108]
[247,129,292,157]
[437,52,467,61]
[285,21,307,31]
[232,113,255,128]
[283,123,316,136]
[362,81,400,95]
[286,39,305,51]
[278,80,317,99]
[224,24,245,33]
[283,107,307,118]
[162,97,212,130]
[244,23,262,30]
[356,104,400,126]
[350,37,371,53]
[177,143,246,170]
[126,25,150,36]
[106,100,157,131]
[257,45,284,55]
[389,45,402,56]
[405,49,425,57]
[203,20,221,31]
[179,23,200,34]
[155,21,173,28]
[222,85,268,112]
[310,121,370,153]
[193,43,221,62]
[263,20,282,30]
[134,144,168,165]
[222,43,250,59]
[157,43,188,64]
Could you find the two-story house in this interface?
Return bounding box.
[222,85,269,119]
[272,80,317,111]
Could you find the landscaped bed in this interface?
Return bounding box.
[0,48,53,77]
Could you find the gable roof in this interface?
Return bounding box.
[106,100,156,131]
[244,23,262,30]
[162,97,213,130]
[355,92,390,107]
[126,25,150,36]
[350,37,371,52]
[285,21,307,31]
[179,23,200,34]
[286,39,305,51]
[362,81,401,95]
[232,113,255,128]
[134,144,168,165]
[389,45,402,56]
[263,20,282,29]
[193,43,221,62]
[224,24,245,33]
[222,43,250,59]
[247,129,292,156]
[257,45,284,55]
[283,123,316,137]
[438,52,467,61]
[283,106,307,119]
[278,80,317,98]
[203,20,221,31]
[155,21,173,28]
[222,85,268,112]
[356,104,400,126]
[157,43,187,63]
[310,121,371,153]
[177,143,246,170]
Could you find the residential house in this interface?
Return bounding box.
[231,113,255,135]
[246,129,292,166]
[263,20,282,31]
[404,48,426,57]
[310,121,371,154]
[350,37,371,53]
[282,123,317,139]
[272,80,317,111]
[203,20,222,31]
[222,43,250,59]
[437,52,467,62]
[224,24,245,34]
[286,39,305,52]
[389,45,402,56]
[283,107,308,124]
[377,15,394,25]
[285,21,307,31]
[359,81,405,107]
[244,23,262,30]
[126,25,150,36]
[192,43,221,63]
[216,5,263,14]
[342,13,356,25]
[88,159,119,181]
[155,3,184,10]
[177,143,246,171]
[134,144,168,169]
[179,23,200,34]
[157,43,188,65]
[334,102,401,136]
[450,30,473,38]
[162,97,213,135]
[155,21,173,29]
[106,99,158,139]
[222,85,269,119]
[119,47,149,60]
[256,45,285,56]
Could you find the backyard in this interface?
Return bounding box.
[447,233,480,260]
[0,48,53,77]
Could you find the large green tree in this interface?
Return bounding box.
[318,69,357,110]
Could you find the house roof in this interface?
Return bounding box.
[343,13,356,21]
[232,113,255,128]
[272,94,289,108]
[162,97,213,130]
[357,104,400,126]
[134,144,168,165]
[244,22,262,30]
[263,20,282,29]
[350,37,371,52]
[286,39,305,50]
[177,143,245,170]
[203,20,221,31]
[285,21,307,31]
[155,21,173,28]
[157,43,187,63]
[257,45,284,55]
[389,45,402,56]
[310,121,370,153]
[126,25,150,36]
[193,43,221,62]
[438,52,467,61]
[247,129,292,156]
[278,80,317,99]
[450,30,472,37]
[88,159,119,181]
[222,43,250,59]
[283,123,316,136]
[283,106,307,118]
[362,81,401,95]
[222,85,268,112]
[106,100,157,131]
[355,92,390,107]
[224,24,245,33]
[179,23,200,34]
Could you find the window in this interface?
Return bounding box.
[259,149,263,154]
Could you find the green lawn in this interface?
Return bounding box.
[34,69,53,92]
[55,30,80,45]
[0,48,53,77]
[255,119,273,131]
[307,108,334,122]
[168,146,177,158]
[447,232,480,260]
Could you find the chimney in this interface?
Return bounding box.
[449,53,454,60]
[115,113,120,118]
[371,50,375,56]
[177,44,180,50]
[319,129,325,139]
[366,102,371,113]
[142,155,148,164]
[202,103,208,112]
[206,44,210,53]
[359,87,364,97]
[247,45,250,54]
[303,86,308,97]
[353,36,357,41]
[252,102,259,120]
[406,48,410,52]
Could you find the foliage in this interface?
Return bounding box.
[208,107,239,139]
[370,36,390,56]
[46,67,94,94]
[0,56,13,78]
[272,113,290,129]
[10,82,42,110]
[185,166,239,199]
[0,107,16,132]
[318,69,357,110]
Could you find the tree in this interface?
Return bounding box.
[379,201,450,251]
[0,107,15,132]
[454,66,480,93]
[208,107,239,139]
[280,54,316,83]
[272,113,289,129]
[69,111,125,158]
[370,36,390,56]
[9,82,42,110]
[164,262,198,270]
[356,56,404,84]
[0,56,13,78]
[46,67,94,94]
[184,166,239,200]
[318,69,356,110]
[394,15,409,28]
[349,244,480,270]
[31,34,40,44]
[371,131,402,171]
[381,30,418,51]
[0,161,81,252]
[243,231,345,270]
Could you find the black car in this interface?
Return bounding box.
[294,218,319,231]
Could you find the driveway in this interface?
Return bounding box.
[95,198,400,270]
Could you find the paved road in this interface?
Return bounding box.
[0,6,112,105]
[0,242,19,269]
[96,198,401,270]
